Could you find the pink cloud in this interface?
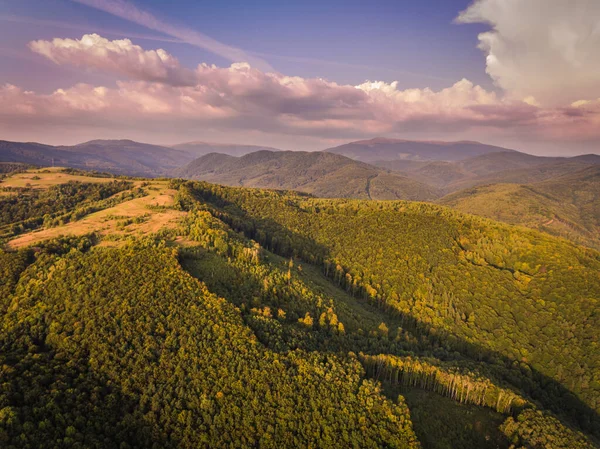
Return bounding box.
[3,34,600,150]
[29,34,196,86]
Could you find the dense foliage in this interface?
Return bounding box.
[175,181,600,437]
[0,242,420,448]
[0,163,29,175]
[0,174,598,448]
[500,409,595,449]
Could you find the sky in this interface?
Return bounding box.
[0,0,599,155]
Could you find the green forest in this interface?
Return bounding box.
[0,171,598,448]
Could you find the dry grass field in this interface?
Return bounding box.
[1,167,117,189]
[4,169,188,249]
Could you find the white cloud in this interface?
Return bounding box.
[457,0,600,107]
[29,34,196,86]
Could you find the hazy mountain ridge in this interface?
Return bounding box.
[325,137,515,162]
[2,137,597,194]
[0,139,194,177]
[173,150,441,201]
[440,165,600,249]
[371,149,598,192]
[0,139,287,177]
[171,141,282,157]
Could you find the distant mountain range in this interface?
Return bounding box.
[375,151,599,193]
[325,137,514,162]
[1,137,598,210]
[325,137,600,193]
[171,141,281,157]
[173,150,440,201]
[0,139,193,177]
[0,139,282,177]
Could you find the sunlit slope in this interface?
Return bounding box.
[1,168,184,248]
[1,169,599,447]
[180,181,600,430]
[440,166,600,249]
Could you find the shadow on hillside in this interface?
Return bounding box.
[0,343,174,448]
[191,184,600,440]
[180,244,444,357]
[389,385,511,449]
[180,248,343,354]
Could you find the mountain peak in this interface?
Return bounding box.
[350,137,486,146]
[76,139,140,146]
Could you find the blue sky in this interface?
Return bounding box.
[0,0,599,155]
[1,0,492,91]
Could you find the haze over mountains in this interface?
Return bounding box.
[171,141,282,158]
[2,137,597,191]
[173,150,440,201]
[326,137,600,193]
[325,138,515,162]
[0,139,193,177]
[441,165,600,249]
[0,139,279,177]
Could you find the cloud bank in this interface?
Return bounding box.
[3,32,600,152]
[457,0,600,107]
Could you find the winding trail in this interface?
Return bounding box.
[366,174,377,200]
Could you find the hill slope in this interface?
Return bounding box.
[326,137,515,162]
[173,150,440,201]
[440,166,600,249]
[183,181,600,433]
[373,150,596,192]
[0,168,598,448]
[0,139,194,176]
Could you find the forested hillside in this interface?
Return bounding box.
[179,182,600,433]
[173,150,440,201]
[0,167,598,448]
[440,166,600,249]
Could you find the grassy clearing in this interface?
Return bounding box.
[0,168,118,189]
[6,176,186,249]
